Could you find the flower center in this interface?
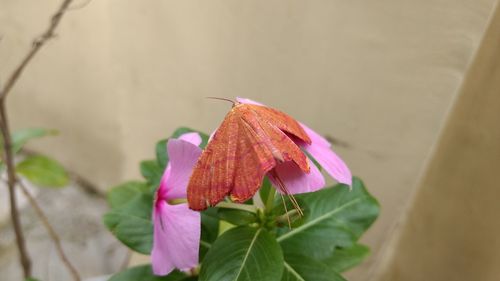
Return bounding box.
[167,198,188,205]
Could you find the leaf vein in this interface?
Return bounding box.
[277,197,363,242]
[234,228,262,281]
[284,261,305,281]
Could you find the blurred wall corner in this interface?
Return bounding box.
[373,2,500,281]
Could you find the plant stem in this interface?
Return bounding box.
[0,0,74,100]
[0,0,76,277]
[265,189,276,213]
[216,202,258,213]
[0,102,32,278]
[18,180,81,281]
[276,209,299,224]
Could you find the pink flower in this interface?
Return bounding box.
[237,97,352,194]
[151,132,202,276]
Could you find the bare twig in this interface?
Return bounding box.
[0,0,74,100]
[0,103,32,278]
[17,180,81,281]
[68,0,93,11]
[0,0,76,278]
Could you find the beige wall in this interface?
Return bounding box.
[376,3,500,280]
[1,1,499,279]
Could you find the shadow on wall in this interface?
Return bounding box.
[377,3,500,281]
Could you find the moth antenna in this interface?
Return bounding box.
[206,97,237,106]
[284,186,303,216]
[279,193,292,229]
[270,170,304,217]
[285,191,303,217]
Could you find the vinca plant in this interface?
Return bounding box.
[104,98,379,281]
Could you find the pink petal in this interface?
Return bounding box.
[299,122,331,148]
[269,159,325,194]
[304,142,352,186]
[236,97,264,106]
[299,123,352,186]
[164,138,202,200]
[157,132,201,199]
[152,201,200,275]
[178,132,202,147]
[157,165,171,200]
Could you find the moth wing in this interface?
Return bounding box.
[247,104,312,145]
[229,115,277,202]
[230,107,310,201]
[187,110,239,210]
[258,116,310,173]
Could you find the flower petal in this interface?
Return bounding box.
[178,132,202,147]
[152,201,200,275]
[304,143,352,186]
[269,159,325,194]
[236,97,263,106]
[299,122,331,148]
[157,165,171,200]
[164,138,202,200]
[157,133,201,200]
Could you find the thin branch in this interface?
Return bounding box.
[0,103,31,278]
[0,0,77,278]
[17,180,81,281]
[0,0,74,100]
[68,0,93,11]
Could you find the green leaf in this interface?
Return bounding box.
[200,227,284,281]
[171,127,209,149]
[277,177,379,261]
[104,181,154,254]
[108,181,150,209]
[281,254,345,281]
[108,264,188,281]
[216,208,257,226]
[200,208,220,260]
[218,220,236,235]
[103,211,153,254]
[25,278,42,281]
[323,244,370,273]
[259,177,272,208]
[140,160,163,186]
[12,128,58,154]
[155,139,169,170]
[16,155,69,188]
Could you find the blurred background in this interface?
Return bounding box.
[1,0,499,280]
